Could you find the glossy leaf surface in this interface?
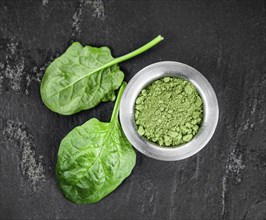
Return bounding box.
[56,83,136,204]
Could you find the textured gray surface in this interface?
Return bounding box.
[0,0,266,220]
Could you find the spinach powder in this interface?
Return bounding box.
[134,77,203,147]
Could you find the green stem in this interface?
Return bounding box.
[98,35,164,72]
[111,82,127,122]
[109,36,164,122]
[113,35,164,64]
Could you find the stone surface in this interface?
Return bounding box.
[0,0,265,219]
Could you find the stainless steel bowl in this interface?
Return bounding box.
[119,61,219,161]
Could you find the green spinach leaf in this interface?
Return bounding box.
[41,35,163,115]
[56,82,136,204]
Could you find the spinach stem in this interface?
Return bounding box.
[113,35,164,64]
[111,82,127,122]
[95,35,164,71]
[110,36,163,122]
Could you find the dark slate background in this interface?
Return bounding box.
[0,0,266,219]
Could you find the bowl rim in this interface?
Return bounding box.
[119,61,219,161]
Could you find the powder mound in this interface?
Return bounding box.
[134,77,203,147]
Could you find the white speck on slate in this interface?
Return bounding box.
[3,120,46,191]
[4,41,25,91]
[221,148,245,216]
[227,149,245,182]
[250,98,258,117]
[42,0,48,6]
[0,75,3,93]
[87,0,105,20]
[25,59,52,95]
[72,1,84,37]
[0,63,4,93]
[221,175,227,216]
[72,0,105,37]
[169,169,178,220]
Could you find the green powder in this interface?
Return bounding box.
[134,76,203,147]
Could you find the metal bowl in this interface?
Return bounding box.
[119,61,219,161]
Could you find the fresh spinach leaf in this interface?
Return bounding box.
[56,82,136,204]
[41,35,164,115]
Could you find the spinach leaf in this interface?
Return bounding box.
[41,35,164,115]
[56,82,136,204]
